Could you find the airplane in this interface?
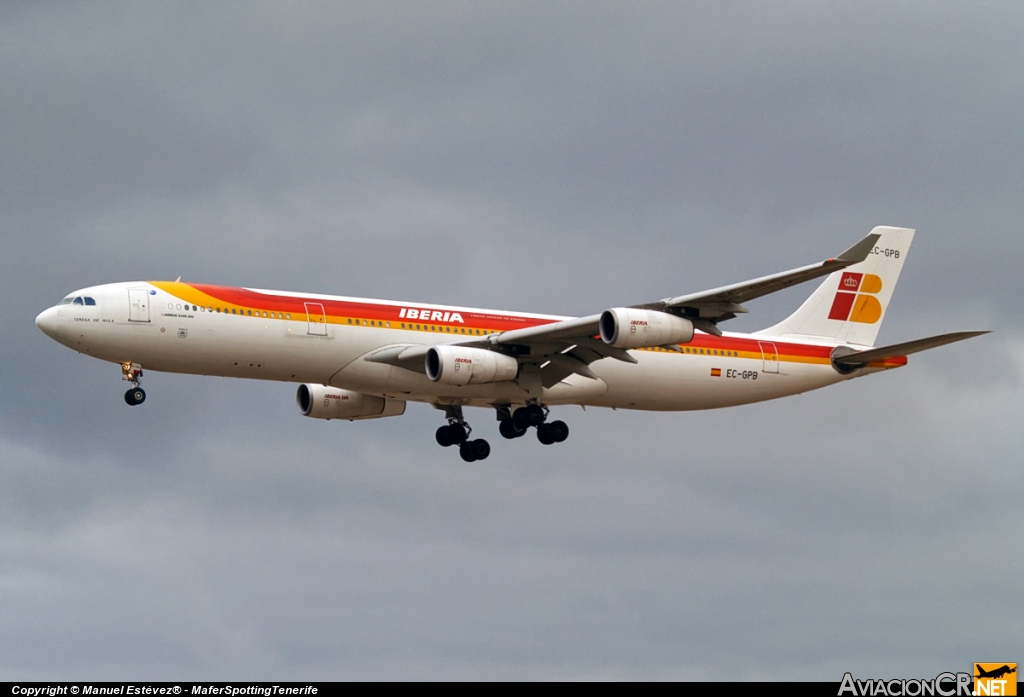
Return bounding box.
[35,226,986,462]
[975,665,1016,680]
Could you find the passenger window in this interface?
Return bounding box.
[84,297,96,306]
[232,309,237,314]
[247,310,252,316]
[286,314,290,319]
[262,312,267,317]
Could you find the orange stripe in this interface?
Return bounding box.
[150,281,904,368]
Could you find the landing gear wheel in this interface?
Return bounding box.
[524,404,545,426]
[471,439,490,460]
[124,387,146,406]
[512,407,530,430]
[459,439,491,462]
[436,425,454,447]
[499,419,526,440]
[537,423,555,445]
[548,420,569,443]
[447,423,468,445]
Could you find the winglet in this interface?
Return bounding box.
[835,233,881,264]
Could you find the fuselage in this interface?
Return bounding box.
[35,281,905,412]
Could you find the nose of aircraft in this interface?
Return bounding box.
[35,306,60,337]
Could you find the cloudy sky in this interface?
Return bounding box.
[2,1,1022,680]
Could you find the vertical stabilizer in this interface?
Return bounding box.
[758,227,915,347]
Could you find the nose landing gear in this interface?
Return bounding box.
[121,361,146,406]
[435,405,490,462]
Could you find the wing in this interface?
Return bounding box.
[633,232,880,335]
[366,232,881,387]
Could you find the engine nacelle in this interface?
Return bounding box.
[425,345,519,386]
[600,308,694,349]
[296,384,406,421]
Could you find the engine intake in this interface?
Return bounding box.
[600,308,694,349]
[425,345,519,386]
[296,384,406,420]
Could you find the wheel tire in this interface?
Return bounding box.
[471,439,491,460]
[436,425,453,447]
[448,423,468,444]
[124,390,137,406]
[459,442,477,462]
[536,424,555,445]
[125,388,145,406]
[525,404,545,426]
[499,420,519,440]
[512,407,530,430]
[549,420,569,443]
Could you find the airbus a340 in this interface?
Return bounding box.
[36,227,985,461]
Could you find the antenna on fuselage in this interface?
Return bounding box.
[175,276,181,282]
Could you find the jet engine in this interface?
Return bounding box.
[296,384,406,420]
[425,345,519,386]
[600,308,694,349]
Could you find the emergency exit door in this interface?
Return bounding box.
[305,302,327,336]
[128,289,150,322]
[758,341,779,373]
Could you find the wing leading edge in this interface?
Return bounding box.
[362,229,986,387]
[633,232,880,334]
[471,231,885,385]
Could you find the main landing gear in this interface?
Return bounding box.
[498,403,569,445]
[435,406,491,462]
[121,361,146,406]
[435,403,569,462]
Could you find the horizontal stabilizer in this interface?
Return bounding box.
[832,331,989,368]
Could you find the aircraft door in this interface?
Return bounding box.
[305,302,328,336]
[128,289,151,322]
[758,341,779,373]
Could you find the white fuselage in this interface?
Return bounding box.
[36,281,894,413]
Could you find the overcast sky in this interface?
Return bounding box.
[1,1,1022,681]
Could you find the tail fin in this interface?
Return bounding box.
[758,226,915,347]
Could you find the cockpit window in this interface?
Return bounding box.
[60,295,97,306]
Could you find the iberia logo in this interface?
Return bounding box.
[975,663,1017,696]
[828,272,883,324]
